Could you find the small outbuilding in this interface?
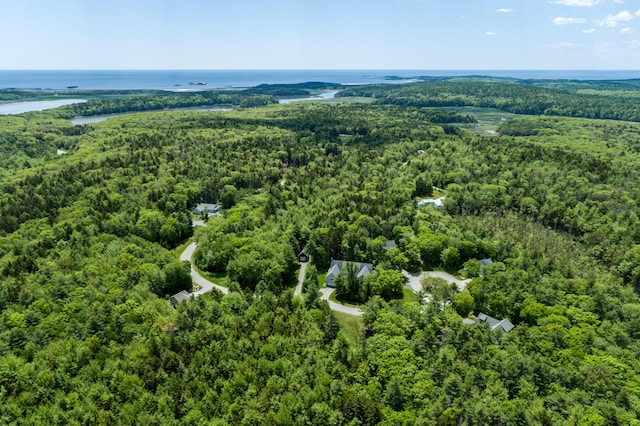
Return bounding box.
[298,249,309,263]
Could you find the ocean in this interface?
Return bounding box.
[1,70,639,91]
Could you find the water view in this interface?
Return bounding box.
[0,99,86,115]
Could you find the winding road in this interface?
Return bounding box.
[180,242,229,296]
[403,270,471,292]
[179,225,470,316]
[320,288,363,316]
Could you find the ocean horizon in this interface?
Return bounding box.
[1,69,639,91]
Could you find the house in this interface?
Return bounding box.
[298,249,309,263]
[325,260,374,288]
[479,258,493,276]
[192,203,221,216]
[384,240,397,250]
[416,197,445,208]
[476,312,514,332]
[169,290,191,308]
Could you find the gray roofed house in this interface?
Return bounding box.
[325,260,374,288]
[479,258,493,276]
[169,290,191,308]
[476,312,514,332]
[384,240,397,250]
[192,203,221,215]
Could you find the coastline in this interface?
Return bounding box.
[2,69,639,91]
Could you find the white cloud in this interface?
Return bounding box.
[583,28,597,33]
[636,9,640,17]
[621,27,633,34]
[549,0,601,6]
[485,32,497,36]
[597,10,633,27]
[553,16,587,24]
[496,8,513,13]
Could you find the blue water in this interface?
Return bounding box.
[1,70,639,91]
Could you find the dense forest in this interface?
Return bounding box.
[2,81,640,424]
[337,80,640,122]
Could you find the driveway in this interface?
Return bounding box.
[180,242,229,295]
[402,270,424,292]
[423,271,472,291]
[320,288,363,316]
[294,262,307,296]
[183,219,362,315]
[402,270,472,292]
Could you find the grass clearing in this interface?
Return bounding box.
[434,106,525,136]
[333,311,365,344]
[191,262,231,287]
[329,291,362,308]
[402,289,418,303]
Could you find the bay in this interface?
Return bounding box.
[0,99,86,115]
[2,70,639,91]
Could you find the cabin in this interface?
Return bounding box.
[192,203,221,216]
[476,312,514,332]
[169,290,191,308]
[298,249,309,263]
[325,260,373,288]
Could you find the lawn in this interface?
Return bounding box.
[333,311,365,344]
[191,263,231,287]
[434,106,525,136]
[329,291,362,308]
[402,289,418,303]
[331,288,416,307]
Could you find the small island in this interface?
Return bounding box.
[189,81,207,86]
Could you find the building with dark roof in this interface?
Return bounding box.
[169,290,191,308]
[325,260,373,288]
[298,249,309,263]
[476,312,515,332]
[192,203,221,215]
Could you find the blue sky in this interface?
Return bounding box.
[1,0,639,69]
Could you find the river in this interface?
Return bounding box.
[70,106,232,125]
[0,99,86,115]
[279,91,338,104]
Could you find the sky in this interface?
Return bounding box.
[1,0,639,70]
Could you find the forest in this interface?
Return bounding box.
[337,80,640,122]
[1,79,640,424]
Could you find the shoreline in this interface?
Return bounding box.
[2,70,639,92]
